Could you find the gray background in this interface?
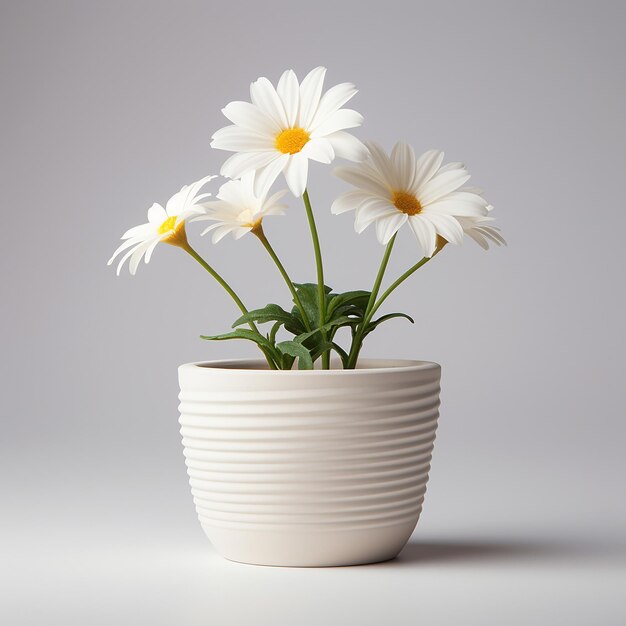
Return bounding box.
[2,1,625,624]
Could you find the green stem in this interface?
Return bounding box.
[346,235,397,369]
[253,224,311,332]
[368,254,434,321]
[183,242,277,369]
[302,189,330,369]
[365,234,397,319]
[347,244,443,369]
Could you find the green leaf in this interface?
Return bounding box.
[365,312,414,336]
[327,290,371,319]
[286,317,355,365]
[331,342,350,369]
[269,321,282,345]
[279,353,296,370]
[285,308,306,336]
[276,340,314,370]
[294,316,357,345]
[201,329,275,351]
[310,340,335,362]
[232,304,303,332]
[293,283,332,327]
[293,282,333,295]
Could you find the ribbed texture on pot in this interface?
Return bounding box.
[178,358,441,566]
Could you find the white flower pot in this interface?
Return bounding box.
[178,358,441,567]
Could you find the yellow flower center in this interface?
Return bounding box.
[392,191,422,215]
[275,127,310,154]
[158,215,187,247]
[158,215,178,235]
[249,219,263,234]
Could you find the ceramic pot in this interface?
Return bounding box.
[178,358,441,567]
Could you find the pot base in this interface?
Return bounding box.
[203,519,419,567]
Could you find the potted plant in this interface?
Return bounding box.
[109,67,504,567]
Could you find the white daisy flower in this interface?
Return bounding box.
[211,66,367,198]
[108,175,216,275]
[332,141,489,257]
[196,173,288,243]
[458,205,506,250]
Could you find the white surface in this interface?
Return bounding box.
[3,522,624,625]
[3,434,625,625]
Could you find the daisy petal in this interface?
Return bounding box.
[129,239,155,275]
[423,213,464,245]
[301,138,335,164]
[462,186,485,196]
[477,226,507,246]
[108,237,143,265]
[215,180,247,207]
[425,203,485,218]
[263,207,286,217]
[331,190,371,215]
[354,200,397,233]
[409,217,438,257]
[232,226,253,240]
[147,203,167,225]
[250,77,288,128]
[326,131,369,162]
[143,238,161,264]
[265,188,288,205]
[122,222,154,240]
[391,142,417,190]
[424,195,487,217]
[445,190,489,211]
[419,169,471,205]
[211,125,274,152]
[375,212,407,244]
[438,161,465,174]
[168,175,217,215]
[177,206,207,224]
[220,151,278,180]
[198,221,221,235]
[116,243,142,276]
[312,109,363,137]
[284,153,309,197]
[298,66,326,128]
[211,223,239,243]
[365,141,397,188]
[221,101,279,136]
[467,230,489,250]
[411,150,445,193]
[253,153,289,197]
[277,69,300,128]
[334,165,390,198]
[311,82,358,129]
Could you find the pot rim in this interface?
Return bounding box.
[180,358,440,376]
